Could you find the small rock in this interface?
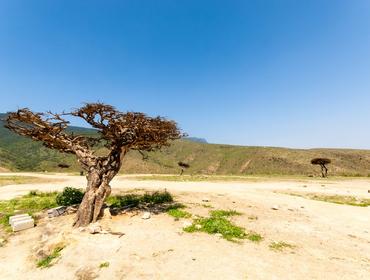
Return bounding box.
[47,206,66,218]
[368,190,370,193]
[103,208,112,220]
[0,238,5,247]
[66,205,78,214]
[202,198,210,202]
[75,266,98,280]
[215,233,223,238]
[142,212,151,220]
[271,205,279,210]
[300,206,305,209]
[88,223,102,234]
[182,221,192,228]
[195,224,202,229]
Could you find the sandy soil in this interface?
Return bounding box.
[0,173,369,279]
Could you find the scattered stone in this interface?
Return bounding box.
[215,233,223,238]
[368,190,370,193]
[182,221,192,228]
[271,205,280,210]
[202,198,210,202]
[195,224,202,229]
[300,206,305,209]
[47,206,67,218]
[88,223,102,234]
[141,212,151,220]
[0,238,5,247]
[288,208,294,211]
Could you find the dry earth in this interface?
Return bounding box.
[0,173,369,279]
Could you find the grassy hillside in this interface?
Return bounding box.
[1,113,370,176]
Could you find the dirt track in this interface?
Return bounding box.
[0,173,369,279]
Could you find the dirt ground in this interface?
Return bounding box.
[0,173,369,279]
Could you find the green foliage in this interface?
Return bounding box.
[99,261,110,268]
[107,191,173,208]
[167,208,192,219]
[56,187,84,206]
[183,209,261,242]
[210,210,242,218]
[37,246,65,268]
[269,241,296,251]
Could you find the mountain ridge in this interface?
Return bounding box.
[1,113,370,176]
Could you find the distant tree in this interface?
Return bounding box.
[5,103,182,226]
[311,158,331,178]
[57,163,70,169]
[178,161,190,175]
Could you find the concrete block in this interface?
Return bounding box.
[47,206,66,218]
[12,218,34,232]
[9,214,30,225]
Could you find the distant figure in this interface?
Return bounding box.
[178,161,190,175]
[311,158,331,178]
[57,163,70,169]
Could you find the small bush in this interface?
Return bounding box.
[56,187,84,206]
[167,208,192,219]
[210,210,241,218]
[37,246,64,268]
[108,191,173,208]
[269,241,296,251]
[108,194,141,208]
[142,191,173,204]
[99,261,110,268]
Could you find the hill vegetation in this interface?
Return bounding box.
[1,113,370,176]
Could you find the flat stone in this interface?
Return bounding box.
[271,205,280,210]
[215,233,223,238]
[12,218,34,232]
[9,214,30,225]
[141,212,151,220]
[47,206,66,218]
[9,215,32,227]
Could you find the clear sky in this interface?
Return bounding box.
[0,1,369,149]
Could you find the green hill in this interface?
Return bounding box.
[1,113,370,176]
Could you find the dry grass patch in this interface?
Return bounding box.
[286,192,370,207]
[269,241,296,252]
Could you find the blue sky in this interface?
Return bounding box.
[0,1,369,149]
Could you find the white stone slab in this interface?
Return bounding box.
[10,216,32,227]
[9,214,30,225]
[12,219,34,232]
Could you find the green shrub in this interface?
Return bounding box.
[107,191,173,208]
[56,187,84,206]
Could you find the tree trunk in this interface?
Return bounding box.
[73,169,112,227]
